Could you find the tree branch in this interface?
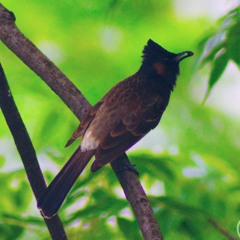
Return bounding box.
[0,64,67,240]
[0,4,163,240]
[111,154,163,240]
[0,4,90,120]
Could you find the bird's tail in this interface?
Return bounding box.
[37,148,94,219]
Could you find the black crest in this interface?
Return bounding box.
[142,39,176,62]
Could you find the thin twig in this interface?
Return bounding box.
[0,3,163,239]
[0,64,68,239]
[208,218,237,240]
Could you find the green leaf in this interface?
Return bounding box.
[227,21,240,65]
[0,224,23,240]
[129,152,176,180]
[203,50,229,103]
[117,217,140,239]
[154,196,207,218]
[179,219,203,240]
[1,213,43,225]
[208,51,229,89]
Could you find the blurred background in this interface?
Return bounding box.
[0,0,239,239]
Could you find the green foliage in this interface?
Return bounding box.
[205,51,228,100]
[0,1,240,239]
[117,217,141,240]
[199,6,240,95]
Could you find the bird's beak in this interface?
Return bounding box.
[174,51,193,62]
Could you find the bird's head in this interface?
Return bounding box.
[140,39,193,89]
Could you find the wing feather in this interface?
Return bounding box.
[65,101,104,147]
[91,95,165,171]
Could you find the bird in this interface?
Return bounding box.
[37,39,193,218]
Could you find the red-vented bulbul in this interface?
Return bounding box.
[37,39,193,218]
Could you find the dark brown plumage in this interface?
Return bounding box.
[37,39,193,218]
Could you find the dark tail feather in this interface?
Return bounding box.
[37,148,94,219]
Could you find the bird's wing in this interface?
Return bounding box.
[65,101,104,147]
[91,95,166,171]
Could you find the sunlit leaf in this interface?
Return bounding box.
[199,34,225,66]
[0,155,6,168]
